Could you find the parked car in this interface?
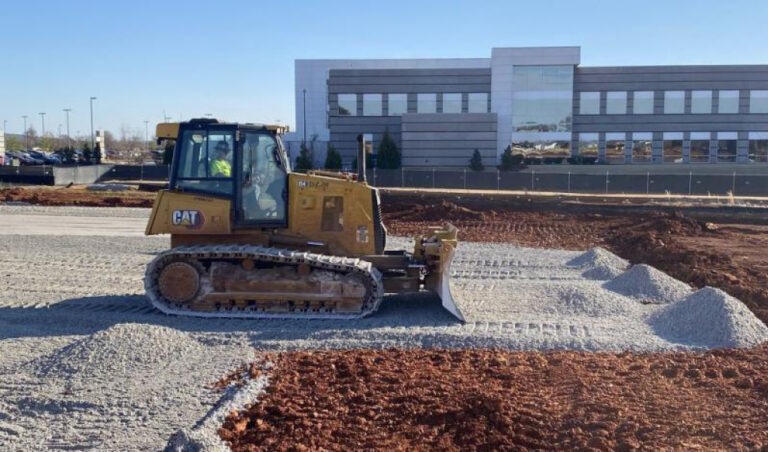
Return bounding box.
[6,151,43,165]
[28,150,61,165]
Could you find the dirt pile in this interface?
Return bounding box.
[385,200,489,222]
[220,348,768,451]
[650,287,768,348]
[1,187,154,207]
[603,264,692,304]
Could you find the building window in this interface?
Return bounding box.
[631,133,652,163]
[579,92,600,115]
[337,94,356,116]
[387,94,407,116]
[690,133,710,163]
[442,93,462,113]
[748,133,768,162]
[468,93,488,113]
[750,90,768,113]
[512,66,573,132]
[664,91,685,114]
[362,94,382,116]
[417,93,437,113]
[578,133,599,161]
[691,90,712,114]
[605,133,626,164]
[633,91,654,114]
[662,132,683,163]
[717,132,738,162]
[606,91,627,114]
[718,90,739,114]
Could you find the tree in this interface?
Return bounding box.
[499,145,523,171]
[376,129,400,169]
[82,141,92,163]
[324,143,342,170]
[39,134,57,152]
[350,152,374,172]
[469,149,484,171]
[163,140,174,165]
[294,142,313,172]
[5,135,22,151]
[93,142,102,164]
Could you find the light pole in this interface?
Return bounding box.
[39,112,46,137]
[63,108,72,149]
[21,115,28,150]
[302,88,307,145]
[2,120,6,137]
[144,120,149,152]
[89,96,97,150]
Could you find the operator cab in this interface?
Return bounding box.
[169,119,291,227]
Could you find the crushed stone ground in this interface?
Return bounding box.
[1,205,767,450]
[603,263,693,304]
[220,348,768,452]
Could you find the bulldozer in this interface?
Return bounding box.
[144,118,463,321]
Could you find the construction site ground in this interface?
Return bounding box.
[1,190,768,450]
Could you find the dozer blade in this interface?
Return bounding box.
[420,223,465,322]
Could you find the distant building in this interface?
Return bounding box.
[285,47,768,167]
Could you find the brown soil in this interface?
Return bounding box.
[0,186,155,207]
[220,347,768,451]
[382,201,768,325]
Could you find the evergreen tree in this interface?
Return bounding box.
[469,149,484,171]
[324,143,342,170]
[350,152,374,172]
[82,142,92,163]
[93,142,102,164]
[163,141,174,165]
[499,145,523,171]
[376,129,401,169]
[294,142,313,172]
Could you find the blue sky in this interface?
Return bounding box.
[1,0,765,137]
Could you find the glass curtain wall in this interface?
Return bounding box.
[511,66,573,132]
[442,93,462,113]
[633,91,654,114]
[468,93,488,113]
[631,133,652,163]
[748,132,768,162]
[417,94,437,113]
[362,94,382,116]
[718,91,739,113]
[691,91,712,114]
[337,94,356,116]
[387,94,407,116]
[689,133,711,163]
[605,133,626,164]
[606,91,627,114]
[578,133,599,162]
[662,132,683,163]
[750,91,768,113]
[717,132,738,162]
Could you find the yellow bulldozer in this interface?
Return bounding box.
[144,119,463,320]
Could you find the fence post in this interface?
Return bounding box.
[732,171,736,195]
[497,169,500,190]
[432,168,435,189]
[605,170,609,194]
[567,171,571,193]
[531,170,535,191]
[463,168,466,190]
[646,172,650,194]
[688,171,692,195]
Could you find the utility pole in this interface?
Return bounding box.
[2,120,6,137]
[63,108,72,149]
[39,112,46,137]
[21,115,28,150]
[89,96,97,150]
[144,120,149,152]
[302,88,307,145]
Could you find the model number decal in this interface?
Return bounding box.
[172,210,204,229]
[297,180,329,190]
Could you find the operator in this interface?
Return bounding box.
[209,141,232,177]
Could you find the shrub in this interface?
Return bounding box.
[324,144,342,170]
[469,149,484,171]
[376,129,401,169]
[499,145,523,171]
[294,142,313,172]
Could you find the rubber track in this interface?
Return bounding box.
[144,245,384,319]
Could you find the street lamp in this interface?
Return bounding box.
[39,112,46,137]
[144,120,149,152]
[21,115,28,150]
[89,96,97,150]
[2,120,7,137]
[63,108,72,149]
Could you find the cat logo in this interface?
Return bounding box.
[171,210,204,229]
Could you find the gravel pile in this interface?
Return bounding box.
[603,264,692,304]
[553,286,642,317]
[650,287,768,348]
[30,323,205,381]
[567,247,629,280]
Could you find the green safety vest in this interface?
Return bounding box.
[210,159,231,177]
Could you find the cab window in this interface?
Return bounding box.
[241,132,287,222]
[176,129,234,196]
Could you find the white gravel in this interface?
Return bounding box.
[650,287,768,348]
[567,247,629,280]
[603,264,693,304]
[0,205,766,451]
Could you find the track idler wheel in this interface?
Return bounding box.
[158,261,201,304]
